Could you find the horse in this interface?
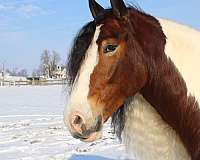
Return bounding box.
[64,0,200,160]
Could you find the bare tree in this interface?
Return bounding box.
[38,49,62,78]
[17,69,28,77]
[40,50,51,78]
[10,68,18,76]
[32,68,41,77]
[50,51,61,76]
[5,69,10,74]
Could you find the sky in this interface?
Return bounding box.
[0,0,199,74]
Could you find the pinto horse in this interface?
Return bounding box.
[64,0,200,160]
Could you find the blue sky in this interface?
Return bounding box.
[0,0,199,74]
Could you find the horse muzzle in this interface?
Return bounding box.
[67,113,103,142]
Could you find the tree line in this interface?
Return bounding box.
[1,49,64,78]
[0,68,28,77]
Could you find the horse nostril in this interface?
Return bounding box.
[73,115,83,125]
[69,114,103,141]
[70,113,85,134]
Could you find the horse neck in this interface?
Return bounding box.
[141,55,200,160]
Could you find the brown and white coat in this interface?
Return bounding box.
[65,1,200,160]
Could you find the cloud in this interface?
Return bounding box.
[0,1,55,31]
[0,1,53,18]
[0,4,15,11]
[18,4,49,17]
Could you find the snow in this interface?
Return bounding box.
[0,73,27,82]
[0,86,127,160]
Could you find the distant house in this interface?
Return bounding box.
[0,72,26,81]
[52,65,66,79]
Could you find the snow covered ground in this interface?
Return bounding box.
[0,85,128,160]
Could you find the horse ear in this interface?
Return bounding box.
[89,0,104,19]
[110,0,127,19]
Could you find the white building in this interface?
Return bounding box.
[0,72,27,86]
[52,65,66,79]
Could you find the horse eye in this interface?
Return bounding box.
[103,44,118,54]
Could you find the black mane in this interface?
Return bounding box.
[111,97,134,140]
[66,21,96,88]
[111,105,126,141]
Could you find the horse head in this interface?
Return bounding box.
[64,0,165,142]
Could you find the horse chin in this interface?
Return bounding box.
[79,131,102,142]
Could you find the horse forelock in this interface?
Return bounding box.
[66,21,96,89]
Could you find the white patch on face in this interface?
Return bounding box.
[64,26,101,129]
[159,18,200,102]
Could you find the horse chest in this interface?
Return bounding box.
[122,94,191,160]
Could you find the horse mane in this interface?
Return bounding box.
[112,6,200,159]
[112,98,133,141]
[66,21,96,89]
[111,8,165,140]
[111,104,125,141]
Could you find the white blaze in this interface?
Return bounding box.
[65,26,101,127]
